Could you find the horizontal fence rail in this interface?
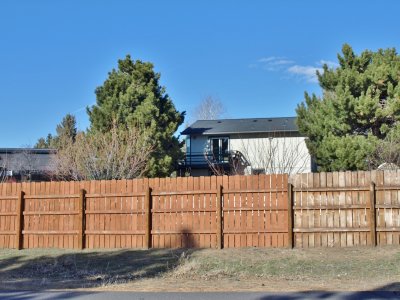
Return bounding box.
[0,171,399,249]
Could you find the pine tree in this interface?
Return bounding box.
[35,114,77,149]
[87,55,185,177]
[297,44,400,171]
[55,114,77,143]
[35,133,54,149]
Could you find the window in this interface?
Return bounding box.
[186,136,191,155]
[209,137,229,162]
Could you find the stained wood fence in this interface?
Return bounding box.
[0,175,288,249]
[290,170,400,247]
[0,171,399,249]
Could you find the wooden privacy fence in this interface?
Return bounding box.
[290,170,400,247]
[0,171,399,249]
[0,175,288,249]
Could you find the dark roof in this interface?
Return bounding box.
[181,117,298,135]
[0,148,56,154]
[0,148,56,173]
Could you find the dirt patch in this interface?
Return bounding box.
[0,247,399,291]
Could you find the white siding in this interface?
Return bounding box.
[185,133,312,175]
[230,135,311,174]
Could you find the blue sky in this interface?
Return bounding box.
[1,0,400,147]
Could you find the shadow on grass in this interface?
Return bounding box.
[0,226,203,291]
[0,247,196,290]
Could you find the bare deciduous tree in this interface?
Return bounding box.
[204,150,249,176]
[203,133,309,176]
[193,96,226,120]
[204,151,227,176]
[368,129,400,170]
[238,135,310,175]
[13,148,41,181]
[52,123,154,180]
[0,157,7,183]
[0,148,44,182]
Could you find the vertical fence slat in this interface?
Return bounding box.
[370,182,377,247]
[16,190,24,250]
[287,183,294,248]
[78,189,86,250]
[144,186,152,249]
[216,184,223,249]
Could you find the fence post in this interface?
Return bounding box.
[78,189,86,250]
[144,186,152,249]
[16,190,25,250]
[287,183,294,248]
[369,181,377,246]
[216,184,223,249]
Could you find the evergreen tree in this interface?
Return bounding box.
[87,55,185,177]
[35,133,54,149]
[297,44,400,171]
[55,114,77,143]
[35,114,77,149]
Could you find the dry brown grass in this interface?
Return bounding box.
[0,246,399,291]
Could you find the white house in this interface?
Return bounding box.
[178,117,315,176]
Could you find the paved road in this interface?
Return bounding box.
[0,291,399,300]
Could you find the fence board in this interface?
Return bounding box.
[0,183,18,248]
[126,179,133,248]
